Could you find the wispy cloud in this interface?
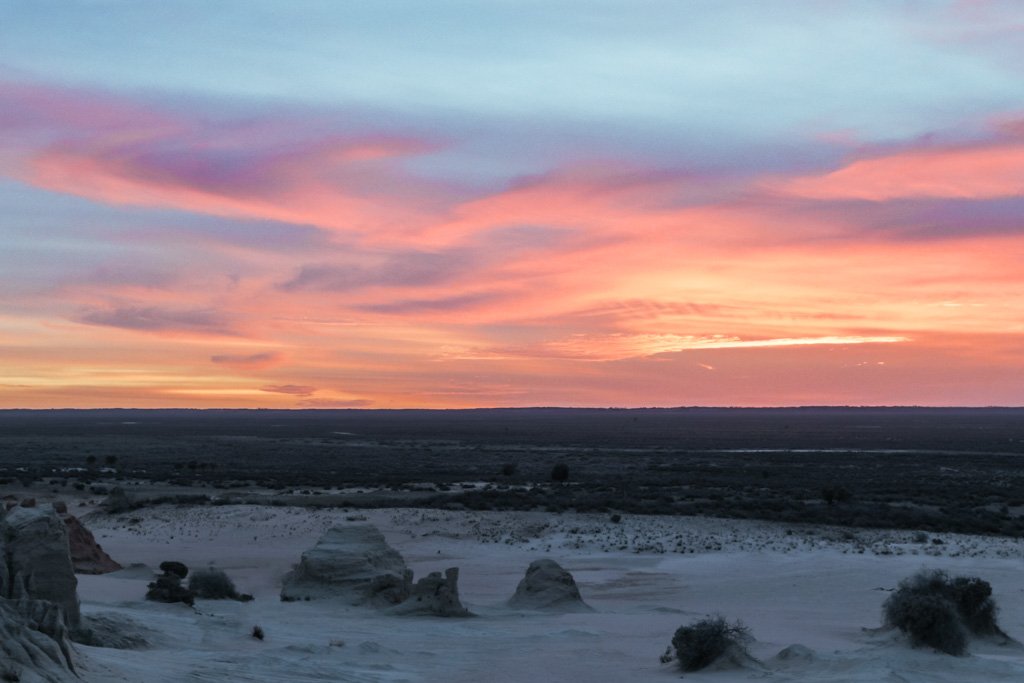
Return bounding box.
[356,291,508,315]
[771,143,1024,201]
[521,333,911,362]
[78,305,235,336]
[260,384,316,397]
[279,249,472,292]
[0,82,459,237]
[210,351,283,370]
[437,333,910,363]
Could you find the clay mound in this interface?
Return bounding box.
[0,598,77,682]
[281,524,412,606]
[508,559,591,611]
[2,506,80,627]
[59,510,122,575]
[391,567,471,617]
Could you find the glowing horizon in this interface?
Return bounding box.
[2,1,1024,408]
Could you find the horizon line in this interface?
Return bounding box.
[1,405,1022,412]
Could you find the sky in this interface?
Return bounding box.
[2,0,1024,408]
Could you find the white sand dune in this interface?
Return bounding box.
[71,506,1024,682]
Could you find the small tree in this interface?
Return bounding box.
[550,463,569,484]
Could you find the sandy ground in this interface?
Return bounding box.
[66,505,1024,682]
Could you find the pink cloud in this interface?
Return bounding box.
[0,82,460,237]
[770,143,1024,201]
[25,135,452,235]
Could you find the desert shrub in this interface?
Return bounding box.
[669,616,751,672]
[550,463,570,483]
[188,568,239,600]
[146,574,195,606]
[884,591,967,655]
[252,625,264,640]
[949,576,1000,636]
[883,569,1004,654]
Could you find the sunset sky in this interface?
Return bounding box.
[2,1,1024,408]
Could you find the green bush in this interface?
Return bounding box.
[669,616,751,671]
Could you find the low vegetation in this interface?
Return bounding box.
[883,569,1006,655]
[188,567,252,601]
[668,616,752,671]
[5,408,1024,538]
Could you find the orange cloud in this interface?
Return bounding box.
[260,384,317,396]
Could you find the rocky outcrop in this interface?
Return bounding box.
[391,567,471,617]
[59,510,122,575]
[281,524,412,606]
[507,559,590,611]
[0,598,77,682]
[0,507,79,681]
[74,611,155,650]
[2,506,80,627]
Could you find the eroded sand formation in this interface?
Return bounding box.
[507,558,590,611]
[1,506,81,682]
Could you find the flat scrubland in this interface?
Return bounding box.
[3,408,1024,536]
